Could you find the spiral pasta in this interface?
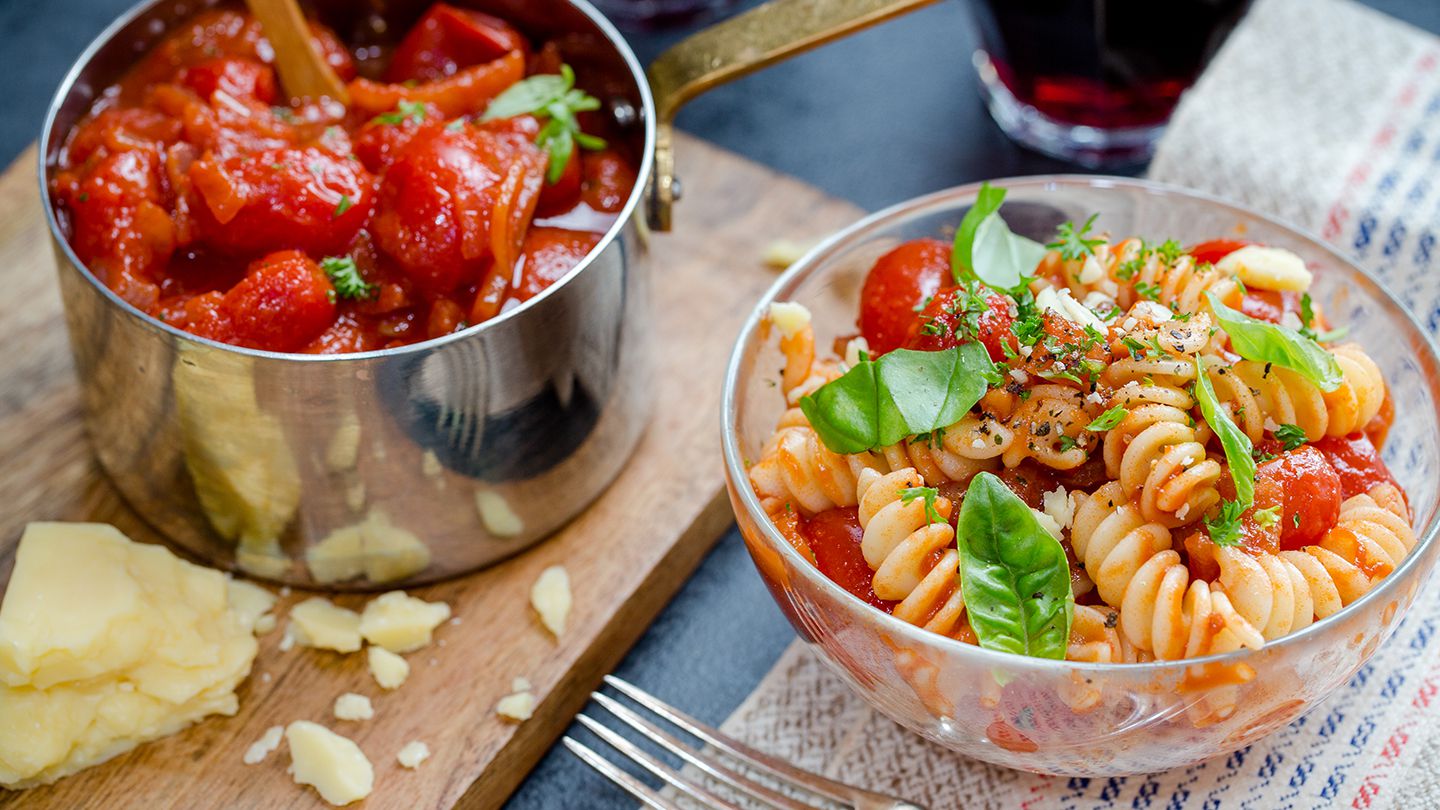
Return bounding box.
[1052,237,1245,316]
[1209,345,1386,442]
[1072,483,1263,658]
[1100,375,1223,526]
[856,468,970,639]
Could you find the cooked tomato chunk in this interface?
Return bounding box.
[386,4,528,83]
[190,250,336,351]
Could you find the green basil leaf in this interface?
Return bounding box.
[1194,355,1255,508]
[970,211,1049,292]
[952,182,1006,283]
[955,472,1073,660]
[799,344,995,455]
[878,345,993,440]
[1206,291,1343,392]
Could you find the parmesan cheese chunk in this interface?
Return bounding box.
[396,741,431,769]
[243,725,285,765]
[1034,286,1108,332]
[1030,508,1064,541]
[530,566,572,637]
[367,646,410,691]
[1216,245,1313,292]
[359,592,451,654]
[289,598,363,654]
[496,690,536,721]
[1042,486,1075,532]
[768,302,812,341]
[333,693,374,722]
[285,721,373,806]
[0,523,263,788]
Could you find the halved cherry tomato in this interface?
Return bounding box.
[511,227,602,302]
[386,3,528,83]
[580,150,637,214]
[801,507,894,612]
[189,146,373,256]
[1313,433,1402,501]
[1189,238,1251,266]
[1259,446,1342,549]
[197,250,336,351]
[858,238,950,355]
[1239,289,1304,325]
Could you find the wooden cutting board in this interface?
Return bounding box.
[0,132,863,809]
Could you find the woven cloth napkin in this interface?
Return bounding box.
[692,1,1440,807]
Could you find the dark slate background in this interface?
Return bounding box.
[4,1,1437,807]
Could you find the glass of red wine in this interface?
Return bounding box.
[968,0,1253,168]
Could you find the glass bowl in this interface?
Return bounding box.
[720,176,1440,776]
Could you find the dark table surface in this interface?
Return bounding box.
[5,0,1440,807]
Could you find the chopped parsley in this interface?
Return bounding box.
[1085,405,1128,432]
[1047,214,1105,260]
[333,195,353,218]
[372,100,427,126]
[1274,423,1308,451]
[1155,239,1185,264]
[1253,505,1282,529]
[1297,292,1350,342]
[1058,434,1080,453]
[321,256,375,300]
[1135,280,1162,301]
[1205,500,1246,547]
[900,486,945,525]
[1116,258,1143,280]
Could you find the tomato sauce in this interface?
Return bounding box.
[51,4,636,354]
[800,507,896,612]
[1313,432,1403,501]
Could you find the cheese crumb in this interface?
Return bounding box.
[1217,245,1312,292]
[767,302,812,341]
[397,741,431,769]
[843,336,870,368]
[226,579,277,632]
[761,238,814,269]
[1041,487,1074,531]
[1030,508,1064,541]
[511,676,532,693]
[476,490,525,537]
[254,614,277,635]
[289,598,363,653]
[285,721,373,806]
[278,626,296,652]
[1130,300,1173,324]
[243,725,285,765]
[497,690,537,722]
[1034,286,1107,332]
[530,566,572,637]
[359,591,451,653]
[1078,254,1104,284]
[333,693,374,722]
[367,646,410,690]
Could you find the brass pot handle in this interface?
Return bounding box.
[644,0,939,231]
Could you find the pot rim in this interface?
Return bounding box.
[37,0,657,363]
[720,173,1440,674]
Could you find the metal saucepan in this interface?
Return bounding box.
[39,0,935,588]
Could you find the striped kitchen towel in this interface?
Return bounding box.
[688,0,1440,808]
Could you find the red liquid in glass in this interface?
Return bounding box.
[972,0,1252,130]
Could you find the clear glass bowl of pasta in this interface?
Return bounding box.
[720,176,1440,775]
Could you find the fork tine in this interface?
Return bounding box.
[590,692,812,810]
[576,715,746,810]
[603,675,916,808]
[561,737,687,810]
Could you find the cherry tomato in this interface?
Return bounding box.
[858,238,950,355]
[579,150,637,214]
[1188,238,1251,265]
[1238,289,1305,325]
[1313,433,1402,500]
[348,50,526,120]
[511,228,602,302]
[210,250,337,351]
[371,125,544,295]
[801,507,894,612]
[61,149,175,309]
[178,57,278,104]
[535,143,582,217]
[1258,447,1342,549]
[189,146,374,256]
[904,287,1016,361]
[386,3,528,83]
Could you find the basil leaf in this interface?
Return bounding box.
[799,344,995,455]
[1206,291,1343,392]
[955,472,1073,660]
[971,211,1049,292]
[879,345,993,440]
[952,182,1006,283]
[482,64,605,186]
[1194,355,1255,508]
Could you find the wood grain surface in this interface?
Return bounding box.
[0,133,863,810]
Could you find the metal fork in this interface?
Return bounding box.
[562,675,926,810]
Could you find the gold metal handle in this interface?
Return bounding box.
[644,0,939,231]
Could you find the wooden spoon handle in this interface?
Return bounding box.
[244,0,349,104]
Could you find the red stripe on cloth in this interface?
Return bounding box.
[1349,665,1440,808]
[1322,50,1440,241]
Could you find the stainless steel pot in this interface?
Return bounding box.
[39,0,935,588]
